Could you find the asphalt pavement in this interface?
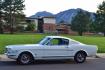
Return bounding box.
[0,54,105,70]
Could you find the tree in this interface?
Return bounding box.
[3,0,25,34]
[71,10,91,36]
[0,0,4,34]
[95,1,105,36]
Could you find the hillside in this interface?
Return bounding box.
[29,8,96,24]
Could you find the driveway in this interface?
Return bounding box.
[0,55,105,70]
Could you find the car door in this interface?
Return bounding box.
[42,38,70,58]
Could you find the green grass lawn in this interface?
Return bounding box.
[0,34,105,54]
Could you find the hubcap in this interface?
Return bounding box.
[21,54,30,64]
[77,53,85,62]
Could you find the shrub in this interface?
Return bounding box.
[25,23,35,31]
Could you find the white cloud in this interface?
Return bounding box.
[24,0,104,17]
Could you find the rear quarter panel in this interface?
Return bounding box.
[69,44,97,57]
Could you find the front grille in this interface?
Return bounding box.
[5,48,9,53]
[5,48,7,53]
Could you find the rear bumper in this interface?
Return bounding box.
[87,52,97,57]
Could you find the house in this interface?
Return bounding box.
[56,23,77,35]
[56,23,70,34]
[27,16,56,33]
[27,16,77,34]
[43,16,56,33]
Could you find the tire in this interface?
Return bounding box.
[17,53,34,65]
[74,52,86,63]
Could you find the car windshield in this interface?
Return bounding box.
[39,37,51,45]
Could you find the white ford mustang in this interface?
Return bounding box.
[5,36,98,64]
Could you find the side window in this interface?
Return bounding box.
[48,38,69,45]
[59,39,69,45]
[50,39,59,45]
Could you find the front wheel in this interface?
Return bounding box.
[74,52,86,63]
[17,53,34,65]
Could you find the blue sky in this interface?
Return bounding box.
[24,0,104,17]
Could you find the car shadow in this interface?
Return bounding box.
[0,59,78,66]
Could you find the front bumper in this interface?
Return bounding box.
[5,53,18,59]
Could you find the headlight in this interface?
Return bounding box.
[7,48,12,51]
[11,50,18,53]
[6,48,18,53]
[5,48,12,53]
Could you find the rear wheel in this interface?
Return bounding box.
[74,52,86,63]
[17,53,34,65]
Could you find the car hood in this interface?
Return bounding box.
[6,44,40,50]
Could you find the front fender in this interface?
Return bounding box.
[17,50,36,59]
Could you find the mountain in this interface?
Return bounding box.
[29,8,96,24]
[29,11,54,18]
[56,8,96,24]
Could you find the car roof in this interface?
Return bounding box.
[46,36,71,40]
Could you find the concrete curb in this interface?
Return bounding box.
[96,53,105,58]
[0,55,13,61]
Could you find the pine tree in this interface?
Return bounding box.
[95,1,105,36]
[0,0,4,34]
[71,10,91,36]
[3,0,25,34]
